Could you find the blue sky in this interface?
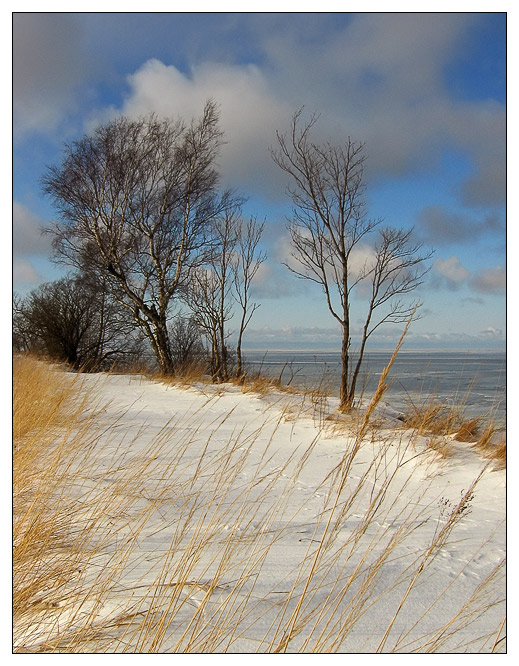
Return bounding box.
[12,11,506,351]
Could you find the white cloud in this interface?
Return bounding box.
[114,58,292,197]
[348,244,378,279]
[242,322,506,351]
[251,13,505,204]
[244,324,343,349]
[478,326,503,339]
[86,14,503,207]
[249,259,307,300]
[432,256,470,289]
[431,257,506,296]
[13,14,505,208]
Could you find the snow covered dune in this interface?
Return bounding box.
[14,368,506,653]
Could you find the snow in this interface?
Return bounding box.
[19,372,506,653]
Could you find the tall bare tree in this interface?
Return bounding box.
[233,217,266,379]
[185,208,265,382]
[42,101,231,374]
[185,204,240,381]
[187,267,232,382]
[272,110,431,410]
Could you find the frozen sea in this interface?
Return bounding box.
[243,350,506,428]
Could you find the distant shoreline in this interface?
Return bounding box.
[242,348,506,355]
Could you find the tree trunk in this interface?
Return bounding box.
[339,325,352,411]
[152,320,175,375]
[236,329,244,380]
[219,324,228,381]
[348,323,370,409]
[64,345,80,371]
[210,328,222,382]
[92,285,106,370]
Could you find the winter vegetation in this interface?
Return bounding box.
[14,103,429,409]
[13,352,505,653]
[13,102,505,653]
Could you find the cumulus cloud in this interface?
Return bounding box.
[248,261,305,300]
[77,13,504,207]
[452,101,506,207]
[251,13,505,204]
[432,256,470,289]
[243,322,505,351]
[407,329,504,349]
[110,58,293,197]
[12,202,55,291]
[244,324,343,350]
[478,326,503,339]
[13,257,41,285]
[417,207,470,246]
[431,256,505,296]
[13,13,505,208]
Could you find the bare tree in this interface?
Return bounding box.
[42,101,231,375]
[211,205,242,381]
[272,110,432,410]
[13,275,139,370]
[185,207,265,382]
[233,217,266,379]
[12,293,31,353]
[187,267,233,382]
[184,206,238,382]
[168,315,207,373]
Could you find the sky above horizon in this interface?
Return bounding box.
[12,11,506,351]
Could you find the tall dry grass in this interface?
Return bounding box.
[13,356,96,648]
[402,384,505,467]
[473,422,506,471]
[13,353,505,653]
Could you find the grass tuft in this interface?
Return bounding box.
[454,418,482,442]
[472,422,506,471]
[403,400,462,436]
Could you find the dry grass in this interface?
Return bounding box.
[402,390,505,464]
[476,424,496,450]
[155,360,299,397]
[13,353,505,653]
[491,439,506,471]
[403,401,507,471]
[424,436,454,459]
[158,359,211,386]
[471,422,506,471]
[238,372,287,396]
[13,355,76,442]
[454,418,482,442]
[403,400,463,437]
[13,355,98,647]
